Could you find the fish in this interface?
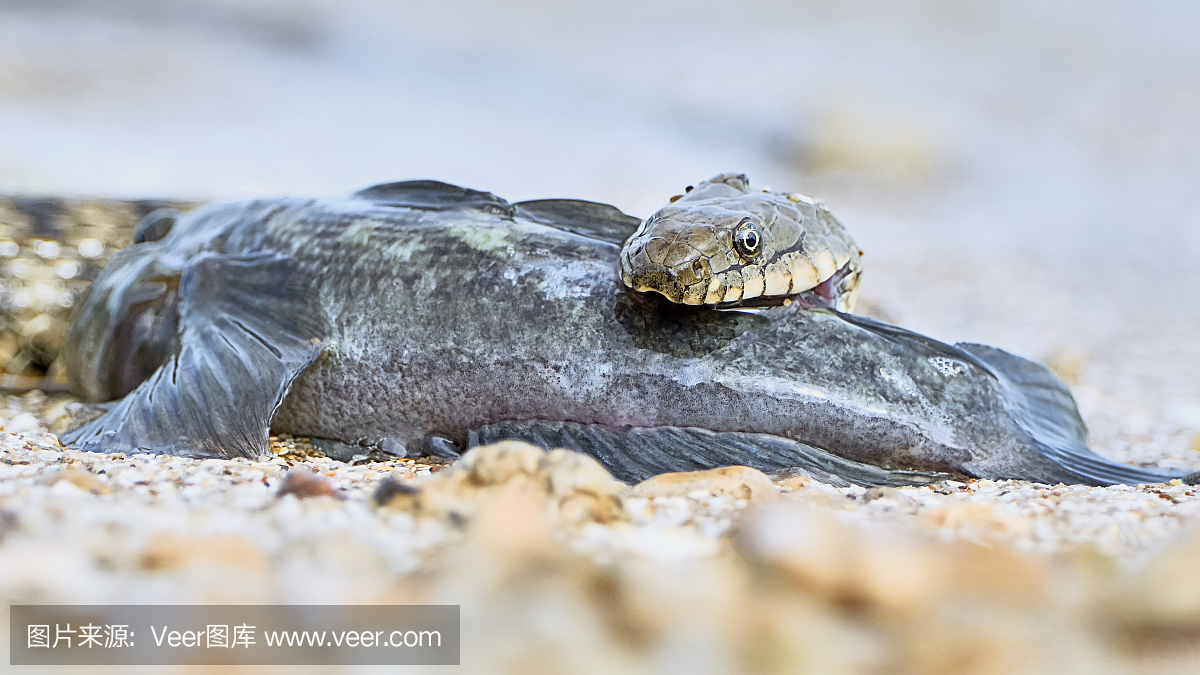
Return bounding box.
[60,178,1193,486]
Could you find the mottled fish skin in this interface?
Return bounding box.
[60,181,1191,486]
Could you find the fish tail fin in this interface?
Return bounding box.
[957,343,1186,485]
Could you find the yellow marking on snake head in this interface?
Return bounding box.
[812,249,838,281]
[764,259,792,296]
[742,264,765,297]
[704,277,725,304]
[722,270,744,302]
[681,280,708,304]
[788,254,820,291]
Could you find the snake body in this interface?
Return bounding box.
[619,173,861,311]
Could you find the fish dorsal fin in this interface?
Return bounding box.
[513,199,642,246]
[62,252,325,459]
[353,180,513,216]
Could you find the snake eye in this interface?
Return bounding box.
[733,218,763,259]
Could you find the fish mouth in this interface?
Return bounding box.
[714,261,860,311]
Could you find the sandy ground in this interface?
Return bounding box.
[1,1,1199,673]
[3,403,1200,674]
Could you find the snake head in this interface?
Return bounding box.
[619,173,863,311]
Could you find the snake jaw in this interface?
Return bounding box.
[810,260,860,312]
[620,266,686,303]
[621,257,861,312]
[711,260,860,312]
[620,239,713,305]
[621,252,862,310]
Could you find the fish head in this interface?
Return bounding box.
[64,211,186,402]
[619,173,863,312]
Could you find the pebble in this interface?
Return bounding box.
[276,466,344,500]
[630,465,777,503]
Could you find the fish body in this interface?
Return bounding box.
[62,180,1187,486]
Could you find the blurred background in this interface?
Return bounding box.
[1,0,1198,459]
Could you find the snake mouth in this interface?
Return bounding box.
[714,261,859,311]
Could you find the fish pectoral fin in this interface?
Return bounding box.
[513,199,643,246]
[62,252,325,460]
[469,420,957,487]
